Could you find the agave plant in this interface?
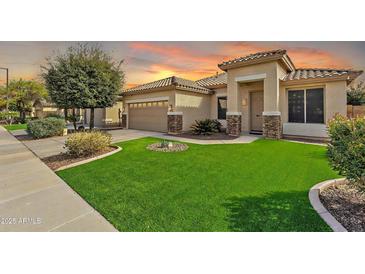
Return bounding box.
[191,119,222,135]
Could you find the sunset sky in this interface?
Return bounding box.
[1,41,365,88]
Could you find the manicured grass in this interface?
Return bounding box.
[3,123,27,131]
[57,138,339,231]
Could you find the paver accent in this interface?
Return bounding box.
[167,113,183,134]
[309,178,347,232]
[226,114,242,136]
[0,126,117,232]
[263,115,282,139]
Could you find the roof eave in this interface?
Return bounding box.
[281,75,354,86]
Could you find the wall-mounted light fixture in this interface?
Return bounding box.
[241,99,247,106]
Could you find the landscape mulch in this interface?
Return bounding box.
[42,147,116,170]
[320,182,365,232]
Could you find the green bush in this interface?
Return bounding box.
[27,117,65,138]
[347,81,365,106]
[65,131,112,157]
[191,119,222,135]
[327,114,365,186]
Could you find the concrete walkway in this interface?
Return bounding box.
[14,129,259,158]
[0,126,117,231]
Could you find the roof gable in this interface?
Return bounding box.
[218,49,295,72]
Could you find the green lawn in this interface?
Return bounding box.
[57,138,339,232]
[3,123,27,131]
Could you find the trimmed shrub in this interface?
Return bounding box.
[327,114,365,186]
[191,119,222,135]
[27,117,65,138]
[65,131,112,157]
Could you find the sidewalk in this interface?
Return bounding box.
[0,126,117,232]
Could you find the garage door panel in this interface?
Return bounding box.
[128,101,168,132]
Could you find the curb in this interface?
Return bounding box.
[309,178,348,232]
[55,145,122,171]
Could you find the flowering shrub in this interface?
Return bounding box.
[327,114,365,185]
[65,131,112,157]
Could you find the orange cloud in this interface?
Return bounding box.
[127,42,354,87]
[222,42,351,69]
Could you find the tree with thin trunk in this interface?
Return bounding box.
[7,79,47,123]
[42,43,125,129]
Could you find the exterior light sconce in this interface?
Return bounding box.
[241,99,247,106]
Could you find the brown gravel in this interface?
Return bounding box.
[147,142,188,152]
[320,182,365,232]
[42,146,116,170]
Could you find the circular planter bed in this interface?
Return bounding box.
[147,142,188,152]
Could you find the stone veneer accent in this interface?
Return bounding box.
[167,113,183,134]
[121,114,127,128]
[263,115,282,139]
[226,114,242,136]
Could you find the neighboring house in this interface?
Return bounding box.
[118,49,363,138]
[32,99,63,118]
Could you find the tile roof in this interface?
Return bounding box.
[218,49,294,70]
[282,68,363,83]
[123,76,213,95]
[195,73,227,88]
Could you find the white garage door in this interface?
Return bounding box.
[128,101,168,132]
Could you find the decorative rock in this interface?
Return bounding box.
[263,115,282,139]
[168,114,183,134]
[226,114,241,136]
[147,142,188,152]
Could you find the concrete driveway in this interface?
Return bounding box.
[15,129,162,158]
[0,126,117,232]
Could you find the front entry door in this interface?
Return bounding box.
[250,91,264,132]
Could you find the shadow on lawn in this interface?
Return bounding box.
[223,191,329,232]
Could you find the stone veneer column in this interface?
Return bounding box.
[167,112,183,134]
[121,113,127,128]
[262,112,282,139]
[226,112,242,136]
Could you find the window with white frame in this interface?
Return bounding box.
[288,88,324,124]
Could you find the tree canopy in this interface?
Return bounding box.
[42,44,125,128]
[347,81,365,106]
[5,79,47,122]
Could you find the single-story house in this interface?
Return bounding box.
[109,49,364,139]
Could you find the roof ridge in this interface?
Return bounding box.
[294,68,355,71]
[196,72,226,81]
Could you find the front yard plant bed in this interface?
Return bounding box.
[43,146,116,171]
[57,137,339,231]
[147,142,188,152]
[320,182,365,231]
[175,131,237,140]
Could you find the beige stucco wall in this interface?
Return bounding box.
[122,89,175,114]
[279,80,347,124]
[175,90,211,131]
[105,101,123,124]
[226,61,284,113]
[84,108,106,127]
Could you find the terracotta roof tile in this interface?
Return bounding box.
[195,73,227,88]
[123,76,213,95]
[282,68,363,82]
